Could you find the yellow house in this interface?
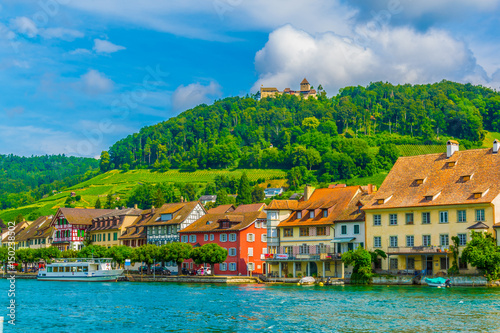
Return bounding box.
[14,216,53,250]
[88,208,142,248]
[364,140,500,275]
[264,185,373,279]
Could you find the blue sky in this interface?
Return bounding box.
[1,0,499,157]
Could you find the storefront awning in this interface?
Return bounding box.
[331,237,355,243]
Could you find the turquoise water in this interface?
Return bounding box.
[2,280,500,332]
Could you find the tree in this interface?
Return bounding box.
[75,195,81,202]
[15,214,24,224]
[448,236,460,275]
[132,244,160,274]
[61,249,79,258]
[100,151,111,173]
[95,197,102,209]
[105,194,114,209]
[0,247,9,273]
[302,117,320,131]
[121,163,130,172]
[16,248,36,272]
[369,249,387,270]
[161,242,192,275]
[342,247,372,283]
[251,186,265,202]
[78,245,108,258]
[190,243,227,276]
[215,189,229,206]
[39,247,61,262]
[237,172,252,205]
[378,143,400,169]
[462,231,500,281]
[182,183,197,202]
[106,245,134,268]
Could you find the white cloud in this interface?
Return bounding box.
[79,69,114,94]
[252,25,487,94]
[10,16,38,38]
[93,39,126,53]
[172,81,222,112]
[69,48,92,55]
[40,28,84,41]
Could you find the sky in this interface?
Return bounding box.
[1,0,499,158]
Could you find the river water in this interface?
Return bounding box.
[2,279,500,332]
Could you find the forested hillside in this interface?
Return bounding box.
[0,154,98,211]
[103,80,499,183]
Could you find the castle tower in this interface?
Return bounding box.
[300,78,310,91]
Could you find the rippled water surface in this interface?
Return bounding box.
[2,279,500,332]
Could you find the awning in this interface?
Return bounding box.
[331,237,355,243]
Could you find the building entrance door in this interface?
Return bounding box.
[310,262,317,277]
[426,257,433,276]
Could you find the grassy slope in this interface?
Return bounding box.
[0,169,286,222]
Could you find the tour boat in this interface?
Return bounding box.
[37,258,124,282]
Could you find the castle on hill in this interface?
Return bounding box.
[260,78,317,99]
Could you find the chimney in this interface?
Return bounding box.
[446,140,459,158]
[494,139,499,154]
[367,184,373,194]
[304,185,315,201]
[151,206,155,213]
[180,196,184,203]
[134,204,138,210]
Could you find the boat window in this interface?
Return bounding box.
[47,267,52,272]
[77,266,83,272]
[65,267,71,272]
[83,266,88,273]
[54,267,60,273]
[72,266,77,272]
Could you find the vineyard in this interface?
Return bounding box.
[397,145,446,156]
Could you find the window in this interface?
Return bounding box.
[317,227,326,236]
[189,235,196,243]
[389,214,398,225]
[325,262,331,271]
[439,211,448,224]
[247,262,255,271]
[374,236,381,248]
[229,263,237,271]
[406,235,414,247]
[220,263,227,271]
[220,234,227,242]
[440,234,449,246]
[405,213,414,225]
[440,257,449,270]
[299,244,309,254]
[283,228,293,237]
[113,232,117,241]
[390,258,398,270]
[226,233,235,242]
[407,258,415,270]
[247,233,255,242]
[476,209,485,222]
[299,227,309,237]
[422,235,431,247]
[160,213,172,221]
[108,233,111,241]
[297,212,302,219]
[248,248,253,256]
[309,211,315,218]
[422,212,431,224]
[254,222,260,229]
[210,234,214,241]
[354,225,360,235]
[261,234,267,242]
[458,233,467,246]
[323,210,328,218]
[262,248,267,254]
[283,246,293,254]
[341,225,347,235]
[373,215,381,226]
[229,248,237,256]
[457,210,467,223]
[204,234,208,241]
[181,235,188,243]
[389,236,398,247]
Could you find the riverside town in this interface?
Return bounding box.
[2,1,500,332]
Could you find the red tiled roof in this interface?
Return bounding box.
[207,204,235,214]
[180,211,266,233]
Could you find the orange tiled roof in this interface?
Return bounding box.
[276,186,365,227]
[180,211,266,233]
[364,148,500,210]
[207,204,235,214]
[233,203,266,213]
[266,200,299,210]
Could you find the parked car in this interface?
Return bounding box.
[197,267,211,276]
[138,266,171,275]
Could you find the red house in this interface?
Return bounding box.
[179,204,267,276]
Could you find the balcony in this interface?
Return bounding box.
[266,236,280,245]
[263,252,341,261]
[387,246,450,255]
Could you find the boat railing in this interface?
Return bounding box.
[46,258,115,264]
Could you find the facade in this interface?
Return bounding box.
[14,216,53,249]
[88,208,142,248]
[50,208,115,251]
[179,204,267,276]
[264,188,284,198]
[144,201,206,246]
[3,220,32,249]
[260,78,317,99]
[364,140,500,275]
[265,185,373,279]
[199,195,217,205]
[118,209,153,248]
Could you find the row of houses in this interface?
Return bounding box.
[5,140,500,278]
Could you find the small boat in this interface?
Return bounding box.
[299,276,316,285]
[425,277,451,288]
[37,258,123,282]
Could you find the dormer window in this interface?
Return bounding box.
[161,213,172,221]
[462,174,473,182]
[425,196,433,201]
[309,211,315,218]
[323,210,328,218]
[297,211,302,219]
[415,178,426,185]
[473,188,489,199]
[424,191,441,201]
[376,195,393,205]
[447,161,457,167]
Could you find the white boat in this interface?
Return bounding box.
[37,258,124,282]
[299,276,316,285]
[425,277,451,288]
